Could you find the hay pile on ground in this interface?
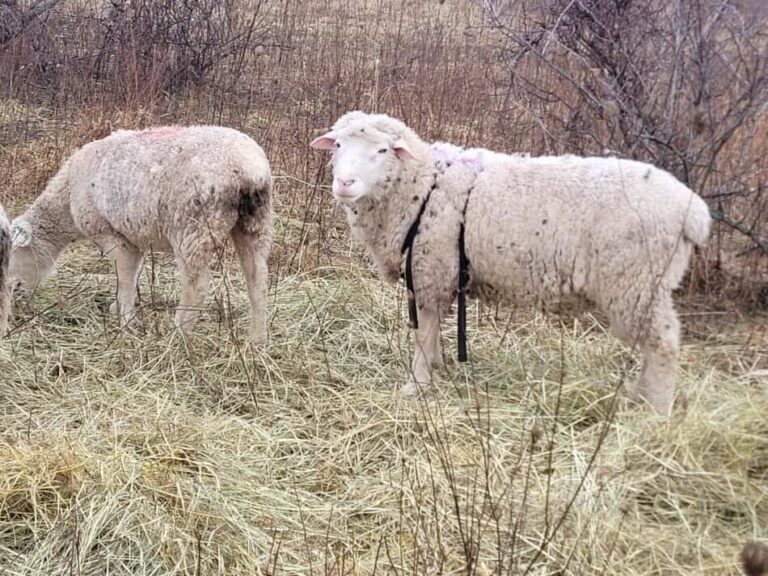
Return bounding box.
[1,242,766,575]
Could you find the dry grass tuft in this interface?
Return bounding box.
[1,245,766,574]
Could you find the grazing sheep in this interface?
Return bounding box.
[9,126,273,343]
[311,111,711,414]
[0,204,10,335]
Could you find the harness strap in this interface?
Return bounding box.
[457,188,473,363]
[400,169,473,364]
[401,176,438,329]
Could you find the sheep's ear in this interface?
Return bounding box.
[11,219,32,248]
[393,139,414,160]
[310,133,336,150]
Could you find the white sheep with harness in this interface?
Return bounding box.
[311,111,711,415]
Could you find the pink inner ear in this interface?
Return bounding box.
[393,138,414,160]
[394,146,414,161]
[310,135,336,150]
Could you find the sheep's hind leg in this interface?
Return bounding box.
[402,307,441,396]
[231,228,269,346]
[633,296,680,416]
[611,294,679,415]
[174,256,211,334]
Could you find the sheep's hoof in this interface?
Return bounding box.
[174,312,199,332]
[401,379,432,398]
[248,331,267,347]
[629,388,673,416]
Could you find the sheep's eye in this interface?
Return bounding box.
[335,142,341,149]
[378,147,388,154]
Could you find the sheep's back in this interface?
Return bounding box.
[68,127,269,250]
[464,156,703,303]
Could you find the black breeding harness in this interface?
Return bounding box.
[400,174,473,363]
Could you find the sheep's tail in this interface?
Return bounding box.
[682,193,712,248]
[235,173,273,237]
[0,221,11,335]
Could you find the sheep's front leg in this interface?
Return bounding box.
[174,260,211,333]
[401,307,441,396]
[0,281,10,336]
[110,247,143,327]
[231,228,269,346]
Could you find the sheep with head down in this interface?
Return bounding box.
[311,111,711,415]
[0,204,10,335]
[9,125,273,343]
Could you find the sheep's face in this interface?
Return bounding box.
[8,219,53,290]
[311,128,413,204]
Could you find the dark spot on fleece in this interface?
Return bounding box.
[535,231,540,236]
[644,169,651,180]
[542,218,548,225]
[386,177,391,183]
[412,195,419,202]
[428,209,436,218]
[237,181,266,222]
[412,177,417,183]
[91,183,95,187]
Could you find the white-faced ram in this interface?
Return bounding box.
[311,111,711,415]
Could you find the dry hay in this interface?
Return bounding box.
[0,243,766,575]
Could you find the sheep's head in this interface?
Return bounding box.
[310,112,416,204]
[8,218,54,290]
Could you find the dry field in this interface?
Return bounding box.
[0,0,767,574]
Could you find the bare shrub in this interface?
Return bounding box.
[94,0,270,93]
[0,0,272,102]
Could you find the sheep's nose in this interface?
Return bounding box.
[338,178,356,188]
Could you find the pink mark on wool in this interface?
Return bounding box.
[431,141,463,171]
[458,149,486,172]
[137,126,186,141]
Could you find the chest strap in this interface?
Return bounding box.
[400,175,473,363]
[400,180,437,329]
[457,189,473,363]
